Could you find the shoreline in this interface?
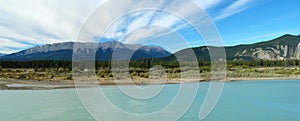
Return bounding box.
[226,77,300,82]
[1,77,300,90]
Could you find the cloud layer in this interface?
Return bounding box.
[0,0,254,53]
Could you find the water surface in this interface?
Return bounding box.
[0,80,299,121]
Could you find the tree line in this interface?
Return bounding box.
[228,59,300,67]
[0,59,299,69]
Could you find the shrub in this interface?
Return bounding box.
[16,69,22,73]
[173,68,181,73]
[140,73,149,78]
[131,72,138,76]
[18,74,26,79]
[66,75,72,80]
[100,74,105,78]
[34,68,39,72]
[108,73,113,77]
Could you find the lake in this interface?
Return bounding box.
[0,80,299,121]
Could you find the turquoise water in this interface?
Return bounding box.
[0,80,299,121]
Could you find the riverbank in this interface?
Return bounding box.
[0,77,205,90]
[1,66,300,90]
[1,76,300,90]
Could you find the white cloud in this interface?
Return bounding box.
[195,0,222,10]
[86,0,219,45]
[0,0,104,53]
[214,0,253,20]
[0,0,256,53]
[0,38,32,53]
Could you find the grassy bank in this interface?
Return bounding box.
[1,66,300,83]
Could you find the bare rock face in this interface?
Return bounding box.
[234,47,281,60]
[252,50,274,60]
[283,45,288,57]
[295,42,300,59]
[233,43,300,60]
[173,34,300,61]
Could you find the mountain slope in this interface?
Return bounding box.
[2,34,300,61]
[172,34,300,61]
[0,41,171,61]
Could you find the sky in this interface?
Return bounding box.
[0,0,300,54]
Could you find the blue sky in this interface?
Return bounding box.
[214,0,300,46]
[0,0,300,53]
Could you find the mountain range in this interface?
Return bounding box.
[1,34,300,61]
[0,41,171,61]
[171,34,300,61]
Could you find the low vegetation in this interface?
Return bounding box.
[0,59,300,82]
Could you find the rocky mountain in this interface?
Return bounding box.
[172,34,300,61]
[1,34,300,61]
[0,41,171,61]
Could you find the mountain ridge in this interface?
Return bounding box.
[0,41,171,61]
[171,34,300,61]
[1,34,300,61]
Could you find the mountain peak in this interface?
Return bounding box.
[0,41,171,61]
[282,34,295,37]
